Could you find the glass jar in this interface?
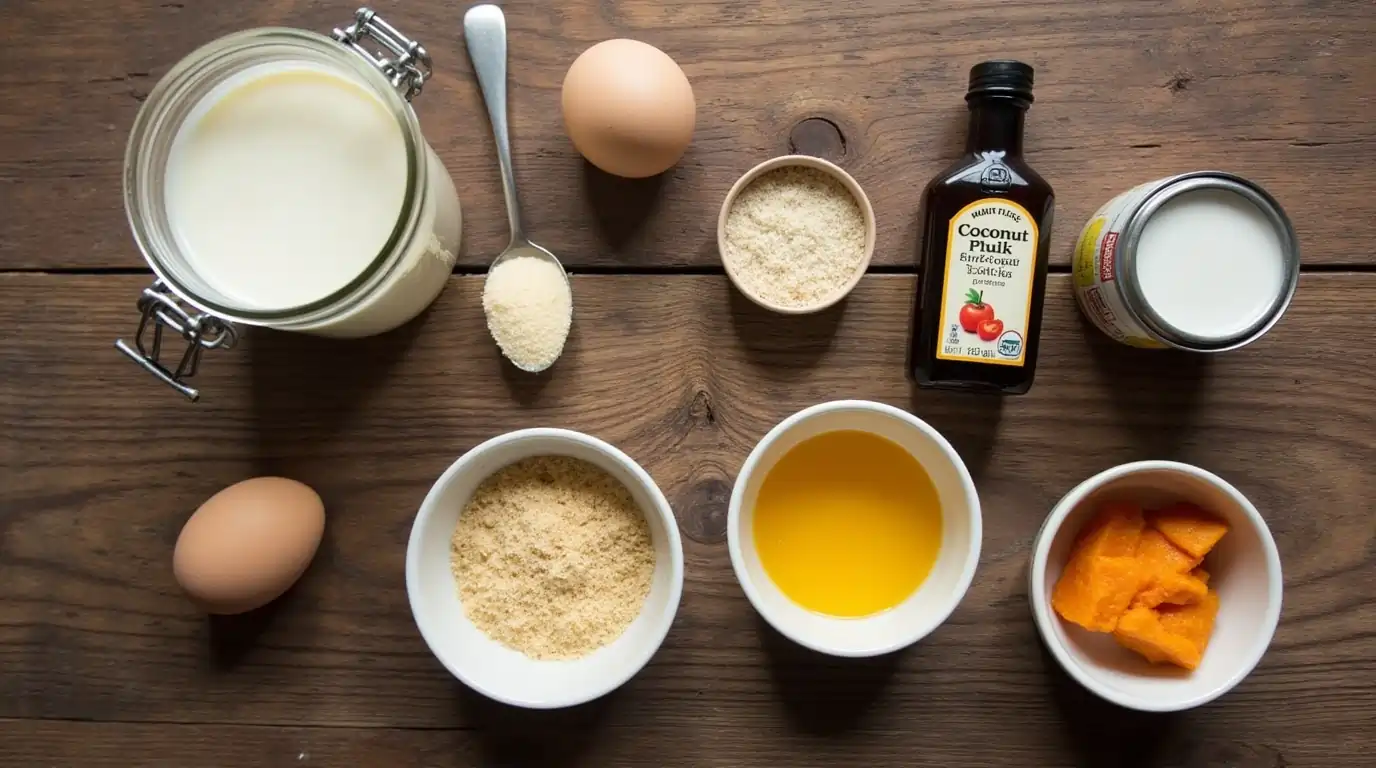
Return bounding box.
[116,9,461,399]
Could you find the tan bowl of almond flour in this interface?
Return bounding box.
[405,428,685,709]
[718,155,876,314]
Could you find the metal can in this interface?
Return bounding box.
[1072,172,1300,351]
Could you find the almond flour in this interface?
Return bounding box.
[449,455,655,660]
[723,165,867,309]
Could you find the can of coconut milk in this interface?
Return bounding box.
[1072,172,1300,351]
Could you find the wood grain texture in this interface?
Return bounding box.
[2,273,1374,767]
[0,717,1367,768]
[2,0,1373,270]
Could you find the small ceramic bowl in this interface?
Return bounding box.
[406,428,684,709]
[717,155,876,314]
[1029,461,1282,712]
[727,400,981,657]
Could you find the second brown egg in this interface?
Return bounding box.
[561,39,695,179]
[173,476,325,615]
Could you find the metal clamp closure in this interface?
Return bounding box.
[115,282,238,401]
[333,7,432,100]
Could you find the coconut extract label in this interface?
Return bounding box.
[935,199,1038,366]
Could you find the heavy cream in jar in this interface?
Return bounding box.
[163,62,459,336]
[120,18,460,398]
[1073,173,1299,351]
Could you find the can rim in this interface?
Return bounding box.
[1118,172,1301,351]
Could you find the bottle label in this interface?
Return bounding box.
[935,199,1038,366]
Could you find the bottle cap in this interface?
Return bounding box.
[966,60,1034,105]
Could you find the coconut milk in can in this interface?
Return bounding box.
[1072,172,1299,351]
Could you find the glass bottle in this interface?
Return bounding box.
[908,60,1054,395]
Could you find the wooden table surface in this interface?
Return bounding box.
[2,1,1374,766]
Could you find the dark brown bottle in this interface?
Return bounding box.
[908,61,1054,394]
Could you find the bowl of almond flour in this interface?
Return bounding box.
[406,428,684,709]
[718,155,876,314]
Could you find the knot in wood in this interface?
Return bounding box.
[676,475,730,545]
[687,389,716,426]
[789,117,847,162]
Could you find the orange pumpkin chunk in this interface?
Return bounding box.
[1148,503,1229,559]
[1053,504,1147,631]
[1136,528,1200,573]
[1052,555,1142,632]
[1076,501,1146,558]
[1133,569,1208,609]
[1052,500,1229,672]
[1113,606,1203,670]
[1157,589,1220,657]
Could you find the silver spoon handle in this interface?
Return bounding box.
[464,4,525,244]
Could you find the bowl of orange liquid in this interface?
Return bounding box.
[727,400,982,657]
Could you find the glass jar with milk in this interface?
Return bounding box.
[117,9,461,399]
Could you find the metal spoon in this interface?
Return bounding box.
[464,4,571,373]
[464,4,568,280]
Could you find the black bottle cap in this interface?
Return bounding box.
[966,60,1034,105]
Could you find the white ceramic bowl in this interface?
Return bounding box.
[1029,461,1283,712]
[727,400,982,657]
[406,428,684,709]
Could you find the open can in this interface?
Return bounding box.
[1072,172,1299,351]
[116,8,462,400]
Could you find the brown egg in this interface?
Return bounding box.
[173,477,325,615]
[561,39,695,178]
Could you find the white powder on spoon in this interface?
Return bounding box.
[482,255,572,372]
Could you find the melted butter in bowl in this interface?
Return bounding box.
[753,429,943,618]
[729,400,981,657]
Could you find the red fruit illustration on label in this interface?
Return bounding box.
[977,318,1004,342]
[959,289,995,333]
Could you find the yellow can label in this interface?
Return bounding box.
[1071,186,1168,349]
[1074,218,1104,288]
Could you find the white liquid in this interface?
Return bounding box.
[165,62,459,333]
[1135,189,1286,340]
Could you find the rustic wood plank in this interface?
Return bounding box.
[0,715,1366,768]
[2,0,1371,270]
[1,273,1373,768]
